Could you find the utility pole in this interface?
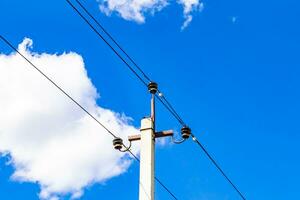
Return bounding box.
[129,82,174,200]
[112,82,191,200]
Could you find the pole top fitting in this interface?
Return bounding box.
[148,82,158,94]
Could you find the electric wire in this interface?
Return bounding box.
[64,1,247,199]
[0,35,179,200]
[66,0,185,125]
[157,93,185,125]
[65,2,180,198]
[67,0,184,127]
[0,35,117,139]
[127,151,179,200]
[66,0,148,88]
[73,0,152,83]
[72,0,184,125]
[191,135,246,200]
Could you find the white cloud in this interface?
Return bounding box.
[99,0,168,23]
[0,38,139,199]
[98,0,203,29]
[178,0,204,30]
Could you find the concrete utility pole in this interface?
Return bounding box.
[128,82,174,200]
[138,117,155,200]
[113,82,189,200]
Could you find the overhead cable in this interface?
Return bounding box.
[64,1,247,199]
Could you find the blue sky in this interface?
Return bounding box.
[1,0,300,199]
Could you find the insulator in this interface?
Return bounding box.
[148,82,158,94]
[181,126,191,139]
[113,138,123,150]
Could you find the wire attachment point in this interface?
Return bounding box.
[171,126,192,144]
[112,138,132,152]
[181,126,191,139]
[148,82,158,94]
[192,136,197,141]
[171,136,187,144]
[113,138,123,150]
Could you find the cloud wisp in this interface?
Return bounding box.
[0,38,139,200]
[98,0,204,30]
[178,0,204,30]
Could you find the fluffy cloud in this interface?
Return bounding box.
[0,38,139,199]
[99,0,168,23]
[98,0,203,29]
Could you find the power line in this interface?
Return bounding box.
[66,0,148,88]
[70,0,186,126]
[157,94,185,125]
[73,0,152,83]
[0,35,117,139]
[0,35,179,200]
[156,95,185,125]
[67,0,186,127]
[66,2,182,197]
[191,134,246,200]
[61,2,183,196]
[127,151,179,200]
[64,1,246,199]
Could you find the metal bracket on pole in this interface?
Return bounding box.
[128,130,174,142]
